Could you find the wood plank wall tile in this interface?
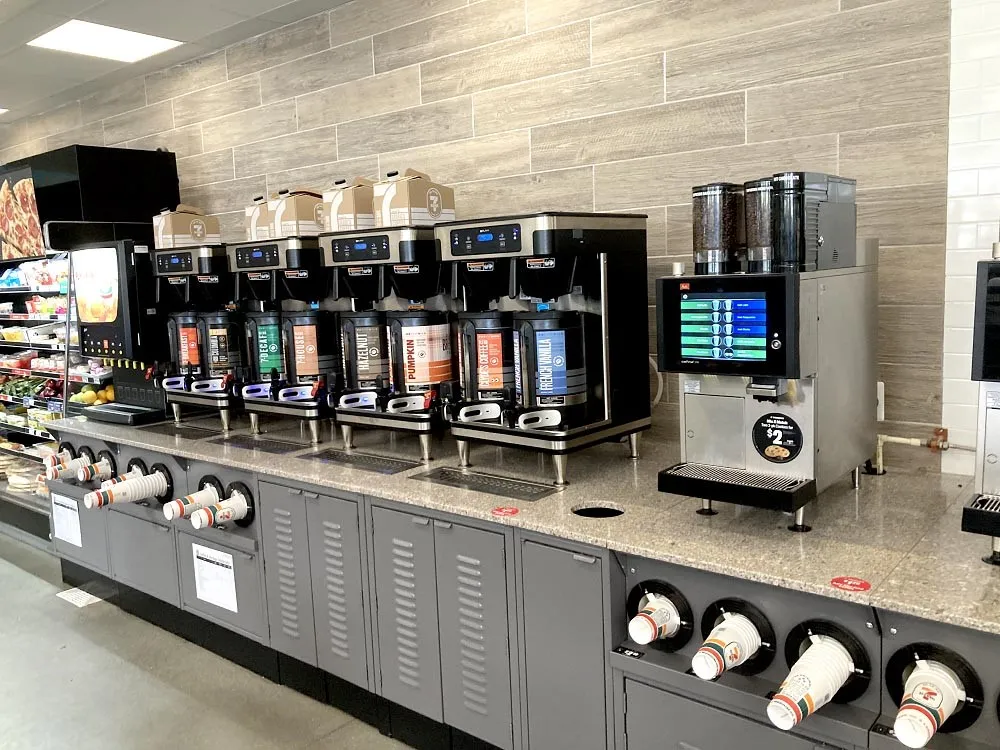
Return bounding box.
[0,0,952,467]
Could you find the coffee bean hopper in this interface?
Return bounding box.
[319,226,453,462]
[226,236,338,444]
[154,245,246,432]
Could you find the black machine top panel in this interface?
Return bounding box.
[972,260,1000,381]
[657,273,799,378]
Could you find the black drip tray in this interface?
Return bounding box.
[306,449,420,475]
[962,494,1000,537]
[411,467,556,501]
[143,423,221,439]
[209,435,304,454]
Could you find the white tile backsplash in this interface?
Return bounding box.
[948,139,1000,169]
[943,402,979,432]
[943,376,980,404]
[944,300,976,327]
[949,114,981,143]
[943,352,973,379]
[979,166,1000,194]
[944,274,977,300]
[942,451,976,475]
[952,29,1000,63]
[944,325,974,354]
[947,221,980,248]
[949,168,979,195]
[945,249,991,275]
[951,60,981,91]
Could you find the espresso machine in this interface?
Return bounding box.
[657,173,877,530]
[228,235,338,444]
[962,236,1000,564]
[434,212,651,485]
[319,226,453,462]
[156,245,245,432]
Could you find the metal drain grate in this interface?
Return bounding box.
[209,435,304,454]
[411,467,556,501]
[970,494,1000,512]
[664,463,810,492]
[143,423,220,440]
[306,449,420,475]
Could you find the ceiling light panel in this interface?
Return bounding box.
[27,20,182,63]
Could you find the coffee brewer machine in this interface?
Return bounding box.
[156,245,244,431]
[319,226,453,461]
[434,212,651,485]
[657,173,876,529]
[228,235,338,444]
[963,237,1000,564]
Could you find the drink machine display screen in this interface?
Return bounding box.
[680,292,767,361]
[74,247,120,324]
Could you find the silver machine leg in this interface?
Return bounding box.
[789,506,811,533]
[627,432,640,460]
[248,412,260,435]
[553,454,569,487]
[456,440,471,468]
[852,465,861,490]
[219,408,232,434]
[341,424,354,450]
[419,433,433,463]
[171,402,183,425]
[308,419,321,445]
[697,498,717,516]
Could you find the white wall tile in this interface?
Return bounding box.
[950,114,981,143]
[943,402,979,432]
[947,194,1000,222]
[945,275,977,300]
[979,220,1000,246]
[943,352,973,379]
[942,451,976,475]
[982,113,1000,140]
[952,5,983,35]
[949,139,1000,169]
[944,300,976,327]
[951,60,981,91]
[980,166,1000,194]
[952,30,1000,63]
[948,168,979,195]
[947,221,980,249]
[943,376,980,404]
[946,249,991,275]
[944,325,974,353]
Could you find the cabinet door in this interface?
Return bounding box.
[177,531,267,643]
[306,492,368,689]
[435,521,513,750]
[259,483,317,665]
[50,487,111,575]
[372,506,443,722]
[625,679,821,750]
[108,511,179,606]
[521,540,606,750]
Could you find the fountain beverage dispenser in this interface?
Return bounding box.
[656,173,876,529]
[434,212,651,485]
[319,226,453,462]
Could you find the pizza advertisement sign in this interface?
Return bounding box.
[0,165,45,260]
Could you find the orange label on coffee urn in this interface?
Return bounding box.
[477,332,504,389]
[179,326,200,366]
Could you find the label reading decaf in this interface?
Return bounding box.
[293,325,320,376]
[393,264,420,275]
[256,324,283,375]
[179,326,200,366]
[752,412,804,463]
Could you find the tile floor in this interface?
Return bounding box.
[0,534,408,750]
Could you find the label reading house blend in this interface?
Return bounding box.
[293,325,320,376]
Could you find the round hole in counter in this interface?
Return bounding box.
[571,502,625,518]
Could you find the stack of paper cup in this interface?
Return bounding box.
[691,612,761,680]
[83,471,168,509]
[893,660,966,748]
[163,485,221,521]
[45,456,90,481]
[77,459,113,483]
[100,468,144,489]
[43,450,73,468]
[628,593,682,645]
[767,635,855,730]
[190,490,250,530]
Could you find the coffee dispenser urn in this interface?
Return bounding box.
[319,226,453,461]
[435,212,651,485]
[657,173,876,529]
[156,245,246,432]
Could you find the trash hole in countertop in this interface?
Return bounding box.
[572,502,625,518]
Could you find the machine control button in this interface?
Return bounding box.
[771,339,782,350]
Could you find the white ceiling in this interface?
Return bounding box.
[0,0,347,117]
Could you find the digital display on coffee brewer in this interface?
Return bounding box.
[329,235,391,263]
[680,292,767,360]
[451,224,521,255]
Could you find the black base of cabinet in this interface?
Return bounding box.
[0,496,51,543]
[59,562,501,750]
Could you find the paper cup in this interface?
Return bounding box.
[628,594,681,645]
[691,613,761,680]
[767,635,854,730]
[893,660,966,749]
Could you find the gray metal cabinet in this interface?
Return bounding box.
[259,482,317,665]
[177,530,268,643]
[49,483,111,575]
[306,492,368,690]
[107,511,179,606]
[521,539,606,750]
[371,506,443,722]
[624,679,824,750]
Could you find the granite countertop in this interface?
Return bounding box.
[48,415,997,634]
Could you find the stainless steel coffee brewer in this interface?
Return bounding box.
[319,226,454,461]
[657,173,876,530]
[962,236,1000,564]
[227,235,338,444]
[155,245,246,432]
[434,212,651,485]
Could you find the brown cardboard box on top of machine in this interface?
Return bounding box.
[153,205,221,249]
[272,188,324,237]
[373,169,456,227]
[322,177,376,232]
[244,195,274,241]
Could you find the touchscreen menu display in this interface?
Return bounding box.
[680,292,767,361]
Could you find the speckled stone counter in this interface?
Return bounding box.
[48,415,995,635]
